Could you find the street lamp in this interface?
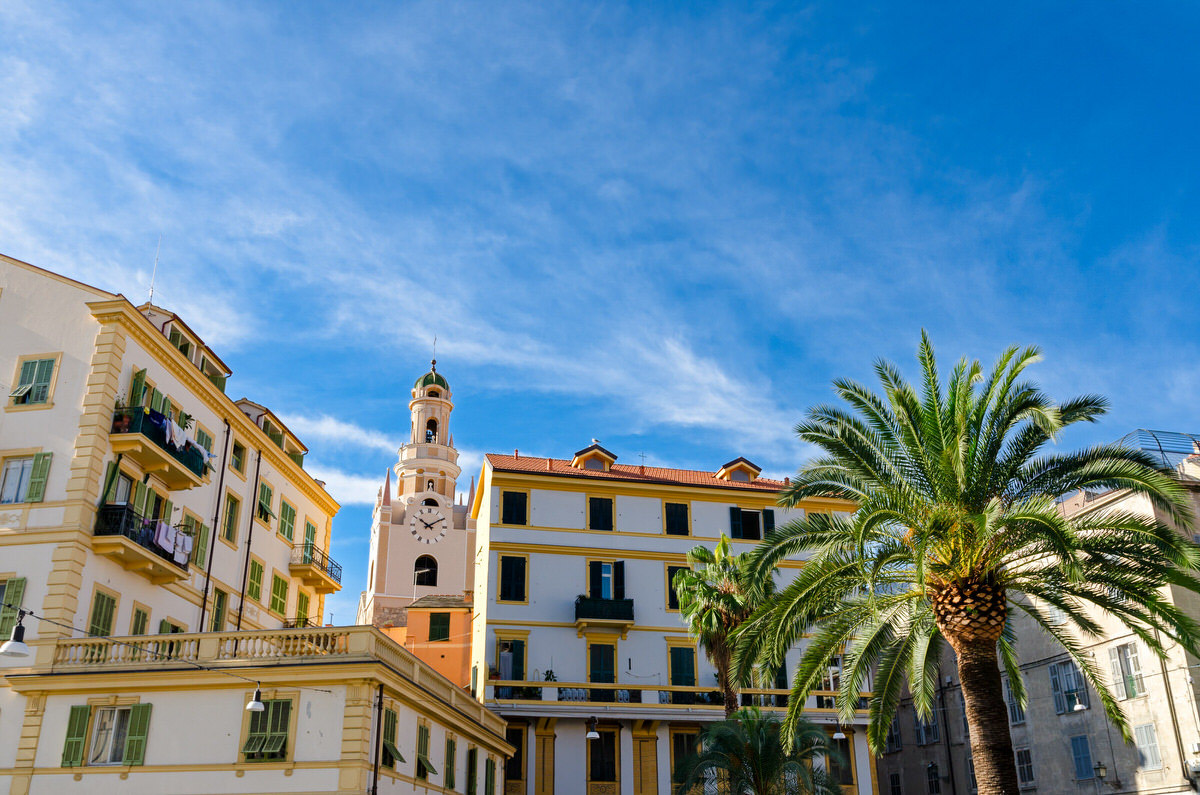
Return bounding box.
[0,611,30,657]
[1094,762,1107,780]
[586,717,600,741]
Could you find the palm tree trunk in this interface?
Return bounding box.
[713,647,739,718]
[955,636,1020,795]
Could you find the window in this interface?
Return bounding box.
[416,723,438,779]
[1070,735,1093,780]
[415,555,438,586]
[671,730,699,784]
[211,589,228,631]
[669,646,697,691]
[1050,660,1090,713]
[0,457,33,503]
[501,490,528,525]
[231,441,246,473]
[10,357,55,405]
[505,726,524,782]
[884,718,902,753]
[248,560,264,602]
[588,496,614,531]
[445,737,457,790]
[1015,748,1035,786]
[966,757,977,792]
[279,500,296,541]
[588,560,625,600]
[256,483,275,523]
[243,699,291,761]
[589,643,616,702]
[890,772,903,795]
[60,704,152,767]
[664,502,689,535]
[381,708,404,769]
[914,709,939,745]
[426,479,436,491]
[729,507,774,540]
[88,591,116,637]
[828,736,853,785]
[485,757,497,795]
[195,427,213,453]
[498,555,527,602]
[222,494,240,543]
[270,574,288,615]
[426,419,438,444]
[296,592,310,624]
[0,578,25,641]
[1110,643,1144,700]
[304,519,317,550]
[588,728,618,783]
[1004,677,1026,724]
[1134,723,1162,770]
[113,471,133,504]
[466,747,479,795]
[131,606,149,635]
[496,638,526,686]
[666,565,687,610]
[927,763,941,795]
[429,612,451,642]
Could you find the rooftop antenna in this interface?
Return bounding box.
[148,234,161,304]
[638,452,647,466]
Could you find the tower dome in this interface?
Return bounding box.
[414,359,449,391]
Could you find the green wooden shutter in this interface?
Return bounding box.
[729,506,743,538]
[61,705,90,767]
[161,498,173,524]
[280,502,295,540]
[613,561,625,600]
[177,411,190,429]
[763,509,775,534]
[122,703,152,765]
[192,523,210,568]
[248,560,263,601]
[485,758,496,795]
[17,359,37,388]
[132,480,149,517]
[304,520,316,547]
[88,592,115,636]
[131,608,149,636]
[149,388,163,414]
[129,368,147,406]
[0,577,26,637]
[588,561,602,599]
[25,453,52,503]
[510,639,525,681]
[297,592,309,623]
[158,619,172,634]
[101,461,118,503]
[467,748,478,795]
[671,647,696,687]
[446,738,457,789]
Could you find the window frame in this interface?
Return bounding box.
[230,440,247,477]
[504,723,526,784]
[239,691,298,763]
[221,490,241,548]
[665,562,688,612]
[429,612,451,642]
[662,500,690,536]
[269,572,289,617]
[1134,723,1162,770]
[587,494,615,532]
[255,480,276,527]
[0,455,35,504]
[587,726,620,784]
[87,586,120,637]
[278,498,297,541]
[1069,735,1093,780]
[1015,747,1036,787]
[7,352,63,410]
[496,553,529,604]
[500,489,530,526]
[247,557,265,602]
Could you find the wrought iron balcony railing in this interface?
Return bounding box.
[291,543,342,585]
[94,503,189,573]
[574,596,634,622]
[110,408,208,480]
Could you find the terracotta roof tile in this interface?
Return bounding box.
[485,454,785,492]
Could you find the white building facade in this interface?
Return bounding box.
[470,444,876,795]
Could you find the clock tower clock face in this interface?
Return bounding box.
[408,505,448,544]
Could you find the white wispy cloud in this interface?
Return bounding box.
[305,465,384,507]
[278,414,399,455]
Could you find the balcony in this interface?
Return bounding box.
[574,596,635,638]
[289,543,342,594]
[484,680,861,713]
[109,408,207,490]
[93,504,189,584]
[282,617,320,629]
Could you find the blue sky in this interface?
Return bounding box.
[4,1,1200,624]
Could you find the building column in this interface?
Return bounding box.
[535,717,557,795]
[9,692,45,795]
[631,720,659,795]
[337,681,375,792]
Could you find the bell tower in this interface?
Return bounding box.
[398,360,460,504]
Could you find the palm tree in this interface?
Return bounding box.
[673,707,841,795]
[735,333,1200,795]
[675,535,772,716]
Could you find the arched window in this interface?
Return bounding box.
[428,390,440,398]
[426,479,436,491]
[426,418,438,444]
[422,498,438,506]
[415,556,438,586]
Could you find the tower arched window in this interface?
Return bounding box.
[426,418,438,444]
[428,390,440,398]
[415,555,438,587]
[422,498,438,506]
[427,479,436,491]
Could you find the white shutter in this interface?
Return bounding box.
[1128,644,1144,696]
[1109,647,1127,700]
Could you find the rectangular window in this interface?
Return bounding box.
[417,723,438,779]
[211,589,228,631]
[671,731,698,783]
[296,592,310,624]
[1004,677,1026,724]
[445,737,457,790]
[257,483,275,523]
[829,736,853,785]
[1050,660,1090,714]
[884,718,902,753]
[1109,643,1144,700]
[927,763,941,795]
[1134,723,1162,770]
[381,708,403,769]
[1015,748,1035,786]
[1070,735,1093,780]
[270,575,289,615]
[77,704,151,766]
[248,560,264,602]
[501,490,528,525]
[505,726,524,782]
[429,612,451,642]
[231,441,246,473]
[304,519,317,549]
[589,729,618,782]
[243,699,291,761]
[131,607,149,636]
[498,555,527,602]
[485,757,496,795]
[588,560,625,601]
[11,357,55,405]
[740,509,761,540]
[222,494,240,542]
[914,709,939,745]
[669,646,696,688]
[195,427,213,453]
[890,772,903,795]
[0,457,33,503]
[588,496,614,531]
[666,565,687,610]
[466,747,478,795]
[590,642,615,702]
[88,591,116,637]
[278,500,296,540]
[664,502,689,535]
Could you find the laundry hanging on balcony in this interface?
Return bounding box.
[153,521,177,553]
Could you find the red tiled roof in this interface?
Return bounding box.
[485,454,785,492]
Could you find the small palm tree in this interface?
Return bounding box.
[673,707,841,795]
[736,333,1200,795]
[676,535,772,716]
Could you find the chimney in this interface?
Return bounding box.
[514,448,519,459]
[546,457,552,471]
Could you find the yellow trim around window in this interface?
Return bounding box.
[7,351,64,411]
[495,552,530,605]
